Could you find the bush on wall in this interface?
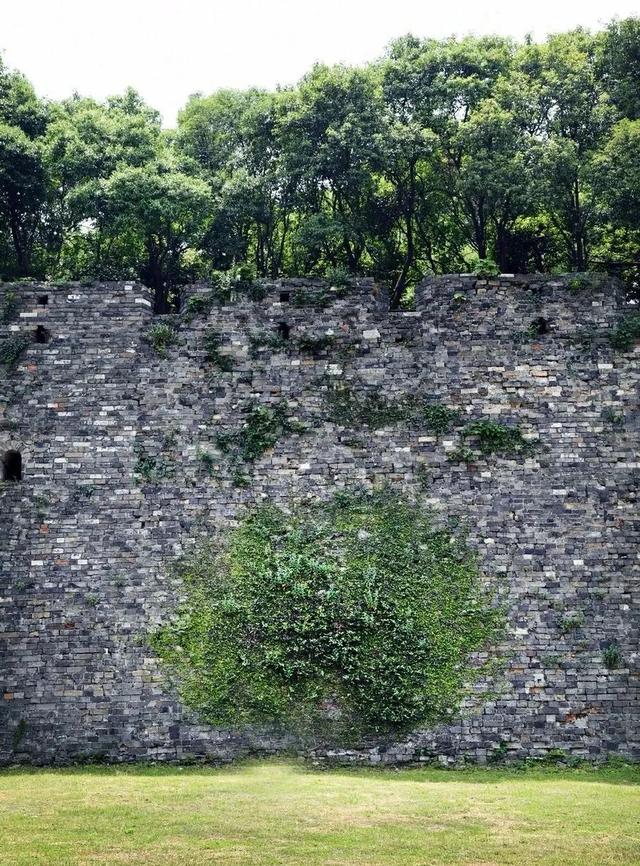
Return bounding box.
[150,490,504,740]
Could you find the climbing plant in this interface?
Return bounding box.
[215,402,304,464]
[0,334,31,370]
[150,490,504,738]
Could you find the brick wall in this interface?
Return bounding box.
[0,274,637,765]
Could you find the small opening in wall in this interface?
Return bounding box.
[37,294,48,306]
[34,325,50,344]
[279,291,290,303]
[2,450,22,482]
[530,316,550,337]
[277,322,291,340]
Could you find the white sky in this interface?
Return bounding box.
[2,0,639,127]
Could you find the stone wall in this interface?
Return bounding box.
[0,274,638,765]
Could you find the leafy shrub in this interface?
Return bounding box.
[151,491,504,736]
[603,642,623,670]
[197,448,216,476]
[0,334,31,369]
[609,313,640,352]
[184,292,215,318]
[468,256,500,277]
[567,273,605,292]
[133,441,176,483]
[145,323,177,358]
[560,612,584,633]
[325,266,352,288]
[291,285,348,308]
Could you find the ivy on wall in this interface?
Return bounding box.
[215,402,305,465]
[150,490,504,739]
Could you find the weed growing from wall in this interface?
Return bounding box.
[323,383,463,434]
[603,642,623,670]
[144,323,177,358]
[150,490,504,739]
[215,403,304,465]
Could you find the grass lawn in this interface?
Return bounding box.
[0,761,639,865]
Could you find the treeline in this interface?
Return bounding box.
[1,18,639,310]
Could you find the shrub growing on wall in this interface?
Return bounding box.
[151,491,504,739]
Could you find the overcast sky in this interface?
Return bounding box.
[2,0,638,126]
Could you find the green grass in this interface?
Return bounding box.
[0,761,639,865]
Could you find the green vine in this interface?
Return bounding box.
[457,420,535,459]
[150,490,504,738]
[1,289,18,324]
[324,383,418,428]
[0,334,31,370]
[216,402,304,465]
[423,403,461,435]
[133,439,176,483]
[202,329,233,371]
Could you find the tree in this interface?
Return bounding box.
[0,123,46,275]
[521,30,615,270]
[598,17,640,120]
[97,161,212,311]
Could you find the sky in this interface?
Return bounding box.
[2,0,639,126]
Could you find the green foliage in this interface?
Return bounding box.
[469,257,500,278]
[566,273,605,291]
[248,330,289,357]
[202,329,233,371]
[423,404,461,435]
[296,333,336,355]
[461,420,534,457]
[133,441,176,483]
[216,403,303,464]
[609,313,640,351]
[183,292,216,318]
[601,407,625,428]
[144,323,177,358]
[324,384,417,428]
[290,286,347,309]
[0,333,30,369]
[150,491,504,736]
[325,266,353,288]
[1,289,18,323]
[2,21,640,299]
[602,642,623,670]
[560,612,585,633]
[196,448,216,476]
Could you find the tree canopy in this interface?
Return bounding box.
[0,19,639,308]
